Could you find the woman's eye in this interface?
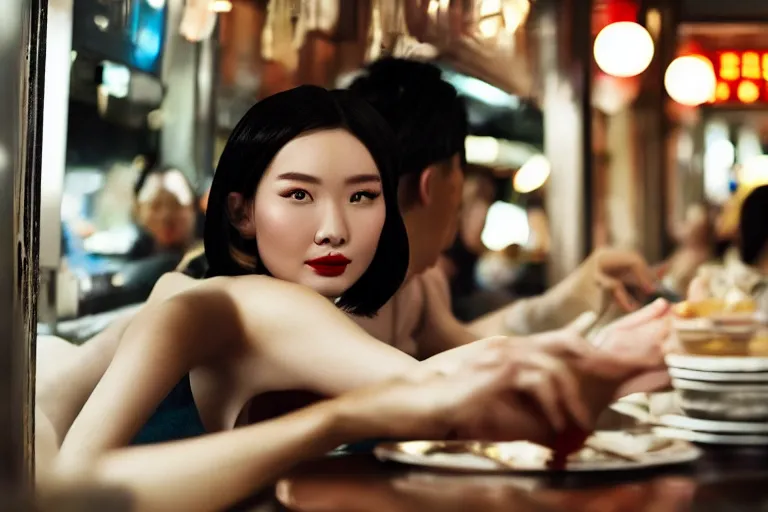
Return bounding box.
[350,191,381,203]
[286,189,311,201]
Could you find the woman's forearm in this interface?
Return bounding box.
[81,400,353,512]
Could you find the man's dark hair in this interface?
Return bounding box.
[348,58,468,207]
[740,184,768,265]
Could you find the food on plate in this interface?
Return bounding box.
[673,298,756,319]
[396,432,675,470]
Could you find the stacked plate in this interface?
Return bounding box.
[657,353,768,445]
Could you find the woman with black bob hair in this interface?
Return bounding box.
[47,86,651,511]
[203,85,408,315]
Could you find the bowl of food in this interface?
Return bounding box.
[673,298,757,319]
[671,300,763,356]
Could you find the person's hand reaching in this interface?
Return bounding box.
[588,299,673,397]
[581,247,657,312]
[332,343,593,446]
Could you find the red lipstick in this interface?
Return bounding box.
[305,254,351,277]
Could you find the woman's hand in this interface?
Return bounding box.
[588,299,673,397]
[593,299,672,365]
[332,343,593,444]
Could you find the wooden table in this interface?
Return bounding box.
[236,446,768,511]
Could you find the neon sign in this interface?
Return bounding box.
[706,51,768,104]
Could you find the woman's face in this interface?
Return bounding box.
[136,170,197,249]
[243,129,386,299]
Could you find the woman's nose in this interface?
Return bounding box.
[314,203,349,247]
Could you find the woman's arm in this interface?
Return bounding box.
[57,283,243,468]
[87,399,349,512]
[37,272,202,445]
[58,276,425,466]
[226,276,424,395]
[58,339,598,512]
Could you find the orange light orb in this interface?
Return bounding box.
[593,22,655,78]
[737,81,760,103]
[664,55,717,106]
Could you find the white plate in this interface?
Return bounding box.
[374,434,702,473]
[666,354,768,373]
[653,426,768,445]
[671,378,768,392]
[659,414,768,434]
[668,367,768,383]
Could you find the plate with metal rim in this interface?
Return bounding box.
[374,434,702,473]
[668,367,768,383]
[652,426,768,445]
[659,414,768,434]
[666,354,768,373]
[671,378,768,392]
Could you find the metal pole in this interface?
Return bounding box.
[161,0,218,186]
[535,0,593,284]
[0,0,46,486]
[37,0,73,329]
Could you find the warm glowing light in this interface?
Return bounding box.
[740,155,768,187]
[742,52,761,79]
[737,81,760,103]
[705,139,735,170]
[481,201,530,251]
[719,52,740,81]
[763,54,768,81]
[593,22,654,78]
[465,136,500,165]
[427,0,440,18]
[715,81,731,102]
[210,0,232,12]
[664,55,717,106]
[513,155,550,194]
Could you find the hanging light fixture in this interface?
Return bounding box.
[593,21,654,77]
[664,54,716,107]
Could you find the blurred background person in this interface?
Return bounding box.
[128,165,202,261]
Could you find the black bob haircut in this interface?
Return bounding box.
[348,58,468,206]
[204,85,409,317]
[739,184,768,266]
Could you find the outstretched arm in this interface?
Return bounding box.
[55,337,601,512]
[85,399,350,512]
[470,247,657,337]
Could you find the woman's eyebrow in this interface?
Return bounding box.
[276,172,320,184]
[345,174,381,185]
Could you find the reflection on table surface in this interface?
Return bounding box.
[236,446,768,512]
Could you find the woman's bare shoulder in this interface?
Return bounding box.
[147,272,217,304]
[217,274,326,298]
[219,275,340,322]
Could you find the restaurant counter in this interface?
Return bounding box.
[235,445,768,512]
